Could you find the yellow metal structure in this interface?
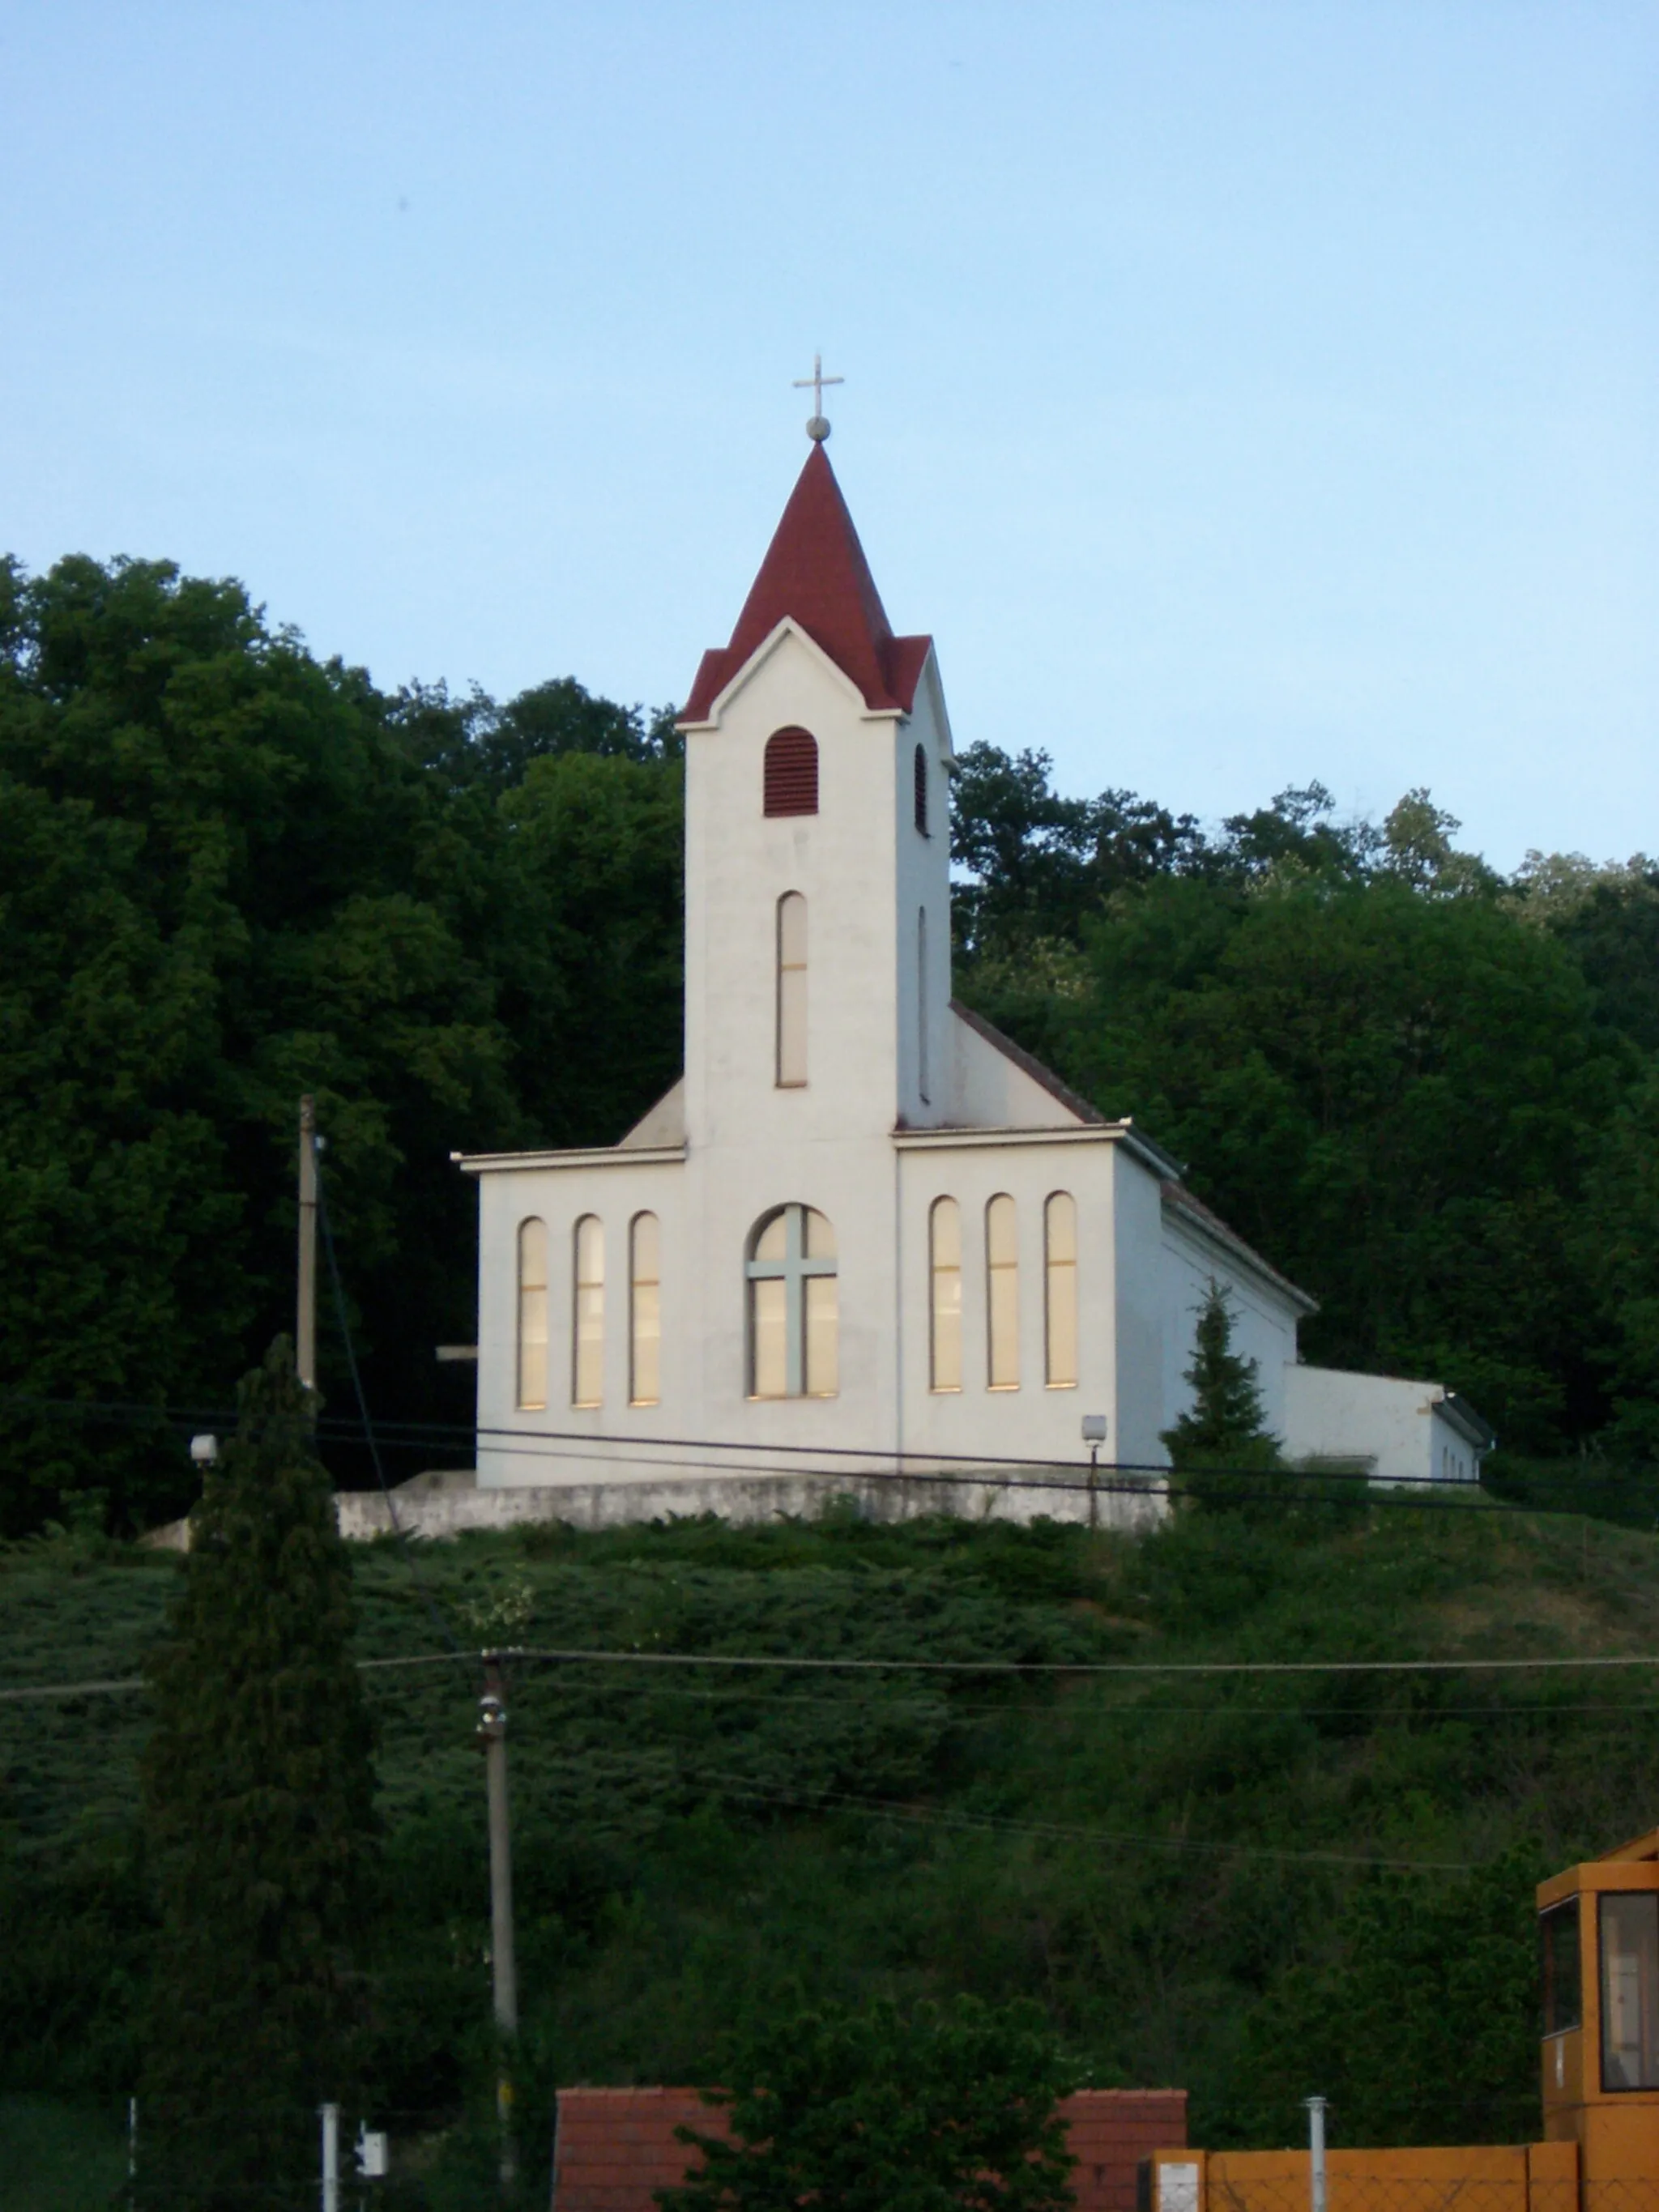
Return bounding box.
[1537,1826,1659,2191]
[1148,1831,1659,2212]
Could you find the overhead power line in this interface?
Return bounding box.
[0,1677,148,1703]
[701,1772,1472,1871]
[11,1645,1659,1703]
[3,1391,1653,1500]
[431,1645,1659,1677]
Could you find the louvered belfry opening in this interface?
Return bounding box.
[764,726,819,816]
[914,742,928,835]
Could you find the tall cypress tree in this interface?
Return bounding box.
[139,1339,379,2208]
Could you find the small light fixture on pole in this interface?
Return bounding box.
[1081,1415,1107,1529]
[189,1434,219,1468]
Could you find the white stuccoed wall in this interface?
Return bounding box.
[466,609,1196,1504]
[454,494,1341,1523]
[1282,1365,1486,1485]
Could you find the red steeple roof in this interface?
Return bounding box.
[680,442,931,722]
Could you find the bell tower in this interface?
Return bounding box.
[676,420,955,1152]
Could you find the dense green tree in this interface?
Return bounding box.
[1233,1849,1542,2147]
[949,741,1209,957]
[139,1339,379,2210]
[659,1996,1080,2212]
[398,671,680,798]
[1515,853,1659,1055]
[1584,1064,1659,1457]
[0,553,685,1532]
[1085,878,1624,1444]
[490,747,684,1147]
[6,543,1659,1539]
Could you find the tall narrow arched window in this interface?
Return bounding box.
[764,727,819,816]
[929,1196,962,1392]
[516,1217,548,1411]
[1044,1192,1078,1388]
[746,1204,838,1398]
[985,1194,1019,1390]
[776,892,808,1087]
[914,743,929,836]
[572,1215,604,1408]
[917,907,930,1106]
[629,1211,661,1407]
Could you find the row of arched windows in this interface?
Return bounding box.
[762,727,934,837]
[929,1193,1077,1393]
[514,1192,1077,1411]
[516,1213,661,1412]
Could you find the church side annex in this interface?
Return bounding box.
[447,418,1489,1531]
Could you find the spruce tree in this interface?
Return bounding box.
[1161,1281,1283,1512]
[139,1339,379,2209]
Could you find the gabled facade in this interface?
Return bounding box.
[457,437,1393,1520]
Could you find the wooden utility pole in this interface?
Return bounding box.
[296,1096,318,1392]
[479,1656,518,2187]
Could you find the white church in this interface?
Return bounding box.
[445,424,1491,1532]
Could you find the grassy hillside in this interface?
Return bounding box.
[4,1493,1658,2189]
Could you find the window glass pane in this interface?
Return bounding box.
[1542,1900,1580,2038]
[987,1196,1019,1388]
[632,1210,659,1280]
[930,1198,962,1392]
[804,1207,836,1260]
[520,1217,549,1288]
[755,1211,788,1263]
[778,891,808,965]
[573,1216,603,1408]
[630,1282,660,1405]
[1045,1191,1077,1264]
[629,1213,661,1407]
[517,1219,548,1410]
[777,894,808,1087]
[917,908,930,1105]
[752,1276,787,1397]
[987,1192,1017,1267]
[1601,1894,1659,2089]
[1045,1192,1078,1387]
[518,1289,549,1409]
[804,1272,838,1396]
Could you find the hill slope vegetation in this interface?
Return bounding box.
[5,1500,1658,2189]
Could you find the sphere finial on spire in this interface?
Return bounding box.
[793,352,843,441]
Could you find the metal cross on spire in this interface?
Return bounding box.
[793,352,844,441]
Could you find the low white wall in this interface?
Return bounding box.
[335,1465,1166,1539]
[1282,1364,1478,1485]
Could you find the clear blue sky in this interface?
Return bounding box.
[3,2,1653,870]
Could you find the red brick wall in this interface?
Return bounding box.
[1061,2091,1190,2212]
[552,2085,1187,2212]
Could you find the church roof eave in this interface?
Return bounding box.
[948,999,1111,1132]
[680,616,912,733]
[1161,1179,1319,1315]
[454,1144,685,1175]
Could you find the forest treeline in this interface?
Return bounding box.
[2,551,1656,1533]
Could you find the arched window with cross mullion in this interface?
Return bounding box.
[746,1204,838,1398]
